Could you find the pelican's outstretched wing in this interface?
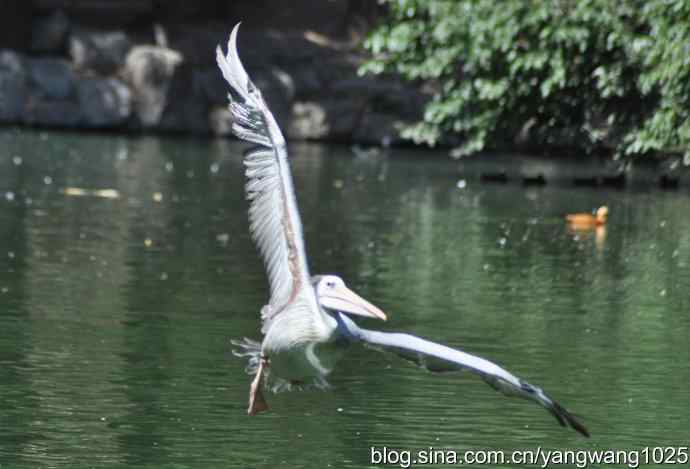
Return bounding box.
[336,314,589,437]
[217,24,313,330]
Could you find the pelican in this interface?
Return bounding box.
[217,24,589,437]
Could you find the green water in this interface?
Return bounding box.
[0,129,688,468]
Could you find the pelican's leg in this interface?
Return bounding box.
[248,356,269,415]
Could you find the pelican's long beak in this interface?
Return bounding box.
[320,285,387,321]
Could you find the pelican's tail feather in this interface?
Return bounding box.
[231,337,262,375]
[231,338,329,394]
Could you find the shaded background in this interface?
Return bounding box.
[0,1,422,145]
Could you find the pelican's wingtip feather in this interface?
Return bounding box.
[229,22,242,51]
[520,381,590,437]
[551,401,590,437]
[216,21,253,105]
[228,23,250,93]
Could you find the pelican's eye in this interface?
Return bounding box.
[326,281,336,288]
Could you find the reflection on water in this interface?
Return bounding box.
[1,129,689,468]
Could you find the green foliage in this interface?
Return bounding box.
[361,0,690,158]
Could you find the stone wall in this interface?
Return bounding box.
[0,1,426,144]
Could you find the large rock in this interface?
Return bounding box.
[332,76,393,98]
[31,10,70,54]
[353,111,407,145]
[288,101,329,139]
[69,29,132,74]
[195,66,228,105]
[25,98,81,127]
[158,63,209,133]
[288,99,363,140]
[209,106,232,136]
[154,59,294,135]
[289,66,322,96]
[0,50,28,122]
[28,58,75,100]
[334,76,427,119]
[76,77,131,127]
[339,75,428,144]
[123,45,182,127]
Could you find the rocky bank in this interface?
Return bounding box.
[0,2,426,144]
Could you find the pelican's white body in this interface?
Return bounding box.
[218,24,589,437]
[261,300,342,383]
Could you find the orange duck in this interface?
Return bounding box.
[566,206,608,229]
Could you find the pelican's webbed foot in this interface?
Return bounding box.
[248,356,269,415]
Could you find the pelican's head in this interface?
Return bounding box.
[312,275,387,321]
[596,205,609,223]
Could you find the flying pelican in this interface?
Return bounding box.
[217,24,589,437]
